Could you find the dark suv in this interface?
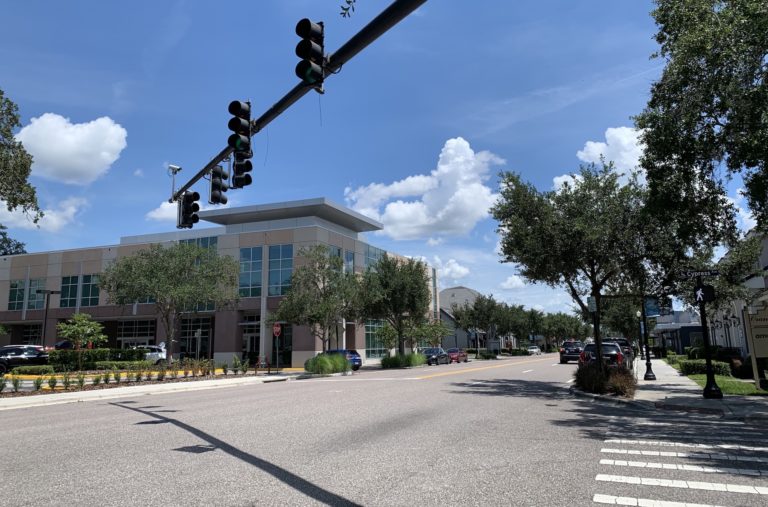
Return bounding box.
[559,341,584,364]
[604,338,634,369]
[578,343,625,369]
[325,349,362,371]
[0,345,49,376]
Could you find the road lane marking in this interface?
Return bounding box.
[599,458,764,476]
[522,369,533,373]
[601,448,768,464]
[604,439,768,453]
[567,379,575,383]
[415,356,554,380]
[592,493,722,506]
[595,474,768,495]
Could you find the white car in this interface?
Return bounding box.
[527,346,542,355]
[134,345,166,364]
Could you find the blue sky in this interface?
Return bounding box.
[0,1,755,315]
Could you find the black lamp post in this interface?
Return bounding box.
[36,289,60,348]
[638,306,656,380]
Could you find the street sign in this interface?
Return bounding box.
[273,322,282,337]
[681,269,719,279]
[694,284,716,303]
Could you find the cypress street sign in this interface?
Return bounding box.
[681,269,720,279]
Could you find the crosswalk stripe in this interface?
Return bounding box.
[604,438,768,453]
[599,458,765,476]
[595,474,768,495]
[592,493,724,506]
[522,369,533,373]
[601,448,768,464]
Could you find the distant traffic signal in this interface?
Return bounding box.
[232,151,253,189]
[210,165,229,205]
[228,100,251,155]
[177,191,200,229]
[295,18,324,85]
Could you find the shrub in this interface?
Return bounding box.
[239,358,249,375]
[48,348,148,371]
[466,348,477,355]
[607,367,637,398]
[687,347,700,359]
[733,356,768,379]
[304,354,349,374]
[61,372,72,390]
[232,356,242,375]
[574,363,608,394]
[666,354,680,366]
[219,363,228,375]
[11,374,21,392]
[381,353,426,369]
[112,369,122,384]
[92,374,102,386]
[33,376,44,391]
[11,365,55,375]
[102,371,110,384]
[47,376,58,390]
[679,359,732,377]
[156,368,166,381]
[134,370,142,382]
[95,360,152,371]
[683,346,692,357]
[478,351,498,360]
[0,378,5,393]
[76,373,86,389]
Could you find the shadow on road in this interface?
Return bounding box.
[110,401,362,507]
[448,378,573,400]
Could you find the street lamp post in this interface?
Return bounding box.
[36,289,60,348]
[638,305,656,381]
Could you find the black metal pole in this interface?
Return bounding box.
[697,275,722,399]
[41,292,51,348]
[641,297,656,380]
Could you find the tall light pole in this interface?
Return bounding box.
[36,289,60,348]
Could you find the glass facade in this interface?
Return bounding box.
[268,244,293,296]
[117,320,156,347]
[364,244,385,269]
[344,250,355,274]
[180,236,218,249]
[27,279,45,310]
[21,324,42,345]
[365,319,387,358]
[8,280,25,311]
[239,246,263,297]
[60,276,79,308]
[180,317,211,359]
[80,274,99,307]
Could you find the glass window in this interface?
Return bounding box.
[364,244,385,269]
[117,320,156,340]
[365,319,387,358]
[344,250,355,274]
[60,276,79,308]
[180,317,212,359]
[80,274,100,307]
[21,325,42,345]
[8,280,25,311]
[180,236,218,249]
[268,244,293,296]
[27,279,45,310]
[239,246,263,297]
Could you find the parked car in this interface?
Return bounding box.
[54,340,74,350]
[446,347,468,363]
[325,349,362,371]
[604,338,634,369]
[559,341,584,364]
[527,346,542,355]
[578,343,624,369]
[0,345,49,376]
[134,345,167,364]
[422,347,450,365]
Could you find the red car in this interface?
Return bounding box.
[446,348,468,363]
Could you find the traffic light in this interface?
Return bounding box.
[210,165,229,205]
[228,100,251,155]
[177,191,200,229]
[295,18,324,86]
[232,151,253,189]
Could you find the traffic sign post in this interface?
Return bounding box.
[273,323,282,337]
[694,275,722,399]
[273,323,282,372]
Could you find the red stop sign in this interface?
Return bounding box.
[273,323,282,337]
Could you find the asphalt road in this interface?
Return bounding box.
[1,354,766,506]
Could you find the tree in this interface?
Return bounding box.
[99,243,239,366]
[635,0,768,230]
[492,163,647,369]
[56,313,107,371]
[362,254,431,355]
[0,88,42,224]
[413,320,453,348]
[271,245,361,352]
[0,225,25,256]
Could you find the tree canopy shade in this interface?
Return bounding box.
[0,88,41,224]
[635,0,768,231]
[99,243,239,365]
[271,245,362,352]
[362,254,431,355]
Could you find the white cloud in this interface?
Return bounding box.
[433,256,470,281]
[427,237,444,247]
[16,113,127,185]
[0,197,87,232]
[552,173,583,191]
[500,275,526,289]
[344,137,503,240]
[146,201,177,222]
[727,189,757,233]
[576,126,643,173]
[133,169,144,177]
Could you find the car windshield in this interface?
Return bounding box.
[564,342,583,348]
[446,348,459,353]
[422,348,439,355]
[528,347,538,350]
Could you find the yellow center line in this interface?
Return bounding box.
[415,356,555,380]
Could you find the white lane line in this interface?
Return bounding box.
[595,474,768,495]
[551,363,560,366]
[599,458,764,477]
[605,438,768,453]
[522,369,533,373]
[593,493,724,506]
[601,448,768,464]
[302,377,423,382]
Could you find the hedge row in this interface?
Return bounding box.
[678,359,732,377]
[48,348,147,371]
[11,365,56,375]
[304,354,349,374]
[381,353,426,369]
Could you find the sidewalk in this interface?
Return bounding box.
[0,372,302,411]
[626,358,768,422]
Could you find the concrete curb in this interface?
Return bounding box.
[0,374,300,411]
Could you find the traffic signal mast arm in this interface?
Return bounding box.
[171,0,427,203]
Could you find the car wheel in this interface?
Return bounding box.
[560,358,567,364]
